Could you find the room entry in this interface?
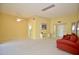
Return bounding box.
[72,21,79,36]
[56,24,65,38]
[28,24,32,39]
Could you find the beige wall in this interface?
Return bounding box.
[0,13,2,41]
[35,17,50,39]
[0,13,28,43]
[27,17,37,39]
[27,15,79,39]
[27,16,50,39]
[0,12,79,43]
[50,15,78,38]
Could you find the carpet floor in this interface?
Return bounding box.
[0,39,71,55]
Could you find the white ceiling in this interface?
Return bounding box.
[0,3,79,18]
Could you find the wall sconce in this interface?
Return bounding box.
[16,18,24,22]
[16,18,21,22]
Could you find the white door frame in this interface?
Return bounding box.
[56,23,65,38]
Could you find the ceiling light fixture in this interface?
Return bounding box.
[16,18,22,22]
[42,4,55,11]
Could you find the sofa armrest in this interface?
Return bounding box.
[57,39,79,49]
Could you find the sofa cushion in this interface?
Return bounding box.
[72,33,77,36]
[70,34,78,42]
[63,34,70,40]
[76,39,79,46]
[57,39,79,49]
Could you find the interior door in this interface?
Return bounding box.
[56,24,65,38]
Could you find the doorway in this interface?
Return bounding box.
[28,24,32,39]
[56,24,65,38]
[77,22,79,36]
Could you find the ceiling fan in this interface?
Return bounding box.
[42,4,55,11]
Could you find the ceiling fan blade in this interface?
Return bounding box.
[42,4,55,11]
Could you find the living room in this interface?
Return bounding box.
[0,3,79,55]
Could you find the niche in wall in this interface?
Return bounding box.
[40,23,47,39]
[40,24,47,30]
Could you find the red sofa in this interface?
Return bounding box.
[57,33,79,55]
